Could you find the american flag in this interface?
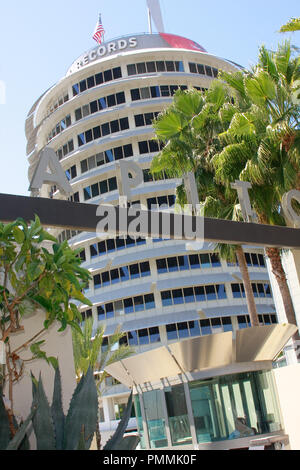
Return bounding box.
[92,14,105,44]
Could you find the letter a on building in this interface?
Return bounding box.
[29,147,72,195]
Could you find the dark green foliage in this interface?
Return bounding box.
[103,392,139,450]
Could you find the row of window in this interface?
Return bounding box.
[188,62,219,78]
[57,229,82,244]
[78,117,129,147]
[99,314,278,349]
[56,139,74,161]
[75,91,126,122]
[61,138,164,183]
[156,253,221,273]
[90,236,146,259]
[228,252,265,268]
[46,92,69,118]
[47,114,71,143]
[161,284,227,306]
[232,282,272,298]
[65,165,77,181]
[82,168,170,202]
[72,67,122,97]
[93,261,151,289]
[83,176,118,200]
[127,60,184,76]
[161,282,272,307]
[146,195,176,209]
[45,59,218,123]
[134,111,160,128]
[97,293,156,319]
[130,84,188,101]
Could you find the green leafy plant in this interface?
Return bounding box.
[0,216,91,433]
[1,366,139,450]
[72,317,135,449]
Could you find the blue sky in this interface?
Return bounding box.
[0,0,298,196]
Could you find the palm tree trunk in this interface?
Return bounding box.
[265,247,300,344]
[235,246,260,327]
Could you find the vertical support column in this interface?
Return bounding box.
[138,391,151,449]
[160,386,172,448]
[183,380,198,449]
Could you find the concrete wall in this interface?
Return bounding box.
[273,363,300,450]
[4,309,76,447]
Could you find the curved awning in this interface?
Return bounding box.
[104,323,297,387]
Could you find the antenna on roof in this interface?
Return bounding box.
[146,0,165,33]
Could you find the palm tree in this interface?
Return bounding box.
[280,17,300,33]
[212,41,300,344]
[72,317,134,449]
[151,84,260,326]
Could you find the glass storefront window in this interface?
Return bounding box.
[165,384,192,446]
[188,371,281,444]
[143,390,168,449]
[133,395,146,450]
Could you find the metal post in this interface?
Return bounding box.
[147,7,152,34]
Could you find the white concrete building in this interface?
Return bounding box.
[25,32,279,448]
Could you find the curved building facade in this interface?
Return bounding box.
[25,32,278,448]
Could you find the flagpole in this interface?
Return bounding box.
[147,7,152,34]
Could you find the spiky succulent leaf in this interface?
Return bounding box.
[51,366,65,450]
[31,374,56,450]
[6,407,36,450]
[63,367,98,450]
[116,435,140,450]
[103,392,133,450]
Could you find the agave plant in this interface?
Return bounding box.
[1,365,139,450]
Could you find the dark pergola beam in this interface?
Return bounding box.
[0,193,299,249]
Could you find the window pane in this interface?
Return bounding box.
[93,126,101,140]
[95,72,103,85]
[90,244,98,258]
[195,286,205,302]
[138,329,149,345]
[98,241,106,255]
[99,180,108,194]
[141,87,151,99]
[127,64,136,75]
[205,285,216,300]
[232,284,241,298]
[91,183,99,198]
[116,92,125,104]
[156,258,167,274]
[120,117,129,130]
[104,69,113,82]
[200,253,210,267]
[172,289,184,305]
[137,62,146,74]
[156,61,166,72]
[183,287,195,303]
[113,67,122,79]
[144,293,155,310]
[134,296,144,312]
[189,320,201,337]
[189,254,200,269]
[129,263,140,279]
[90,100,98,114]
[124,144,133,158]
[146,61,156,72]
[166,324,178,340]
[101,122,110,136]
[107,94,116,107]
[178,255,189,271]
[131,89,140,101]
[124,298,134,314]
[161,290,172,306]
[167,257,178,272]
[149,327,160,343]
[216,284,227,299]
[87,75,95,88]
[101,271,110,286]
[128,330,138,346]
[200,319,212,335]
